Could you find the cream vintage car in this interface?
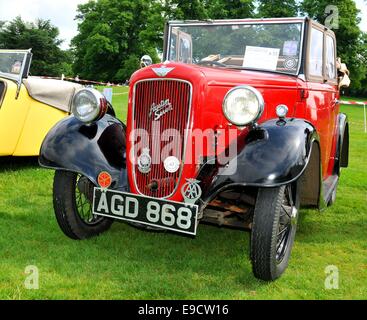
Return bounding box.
[0,49,83,156]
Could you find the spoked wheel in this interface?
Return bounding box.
[75,175,104,225]
[53,170,113,239]
[250,183,300,281]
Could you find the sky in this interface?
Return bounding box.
[0,0,366,50]
[0,0,89,49]
[355,0,367,31]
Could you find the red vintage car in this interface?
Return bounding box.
[40,17,349,281]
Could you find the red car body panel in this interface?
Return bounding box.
[295,80,339,178]
[39,17,347,212]
[127,61,339,201]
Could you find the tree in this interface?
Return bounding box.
[356,32,367,96]
[72,0,164,82]
[207,0,254,19]
[163,0,209,20]
[301,0,367,95]
[71,0,367,96]
[0,16,72,76]
[163,0,254,20]
[257,0,299,18]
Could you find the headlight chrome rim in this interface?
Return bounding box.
[72,87,108,123]
[222,85,264,126]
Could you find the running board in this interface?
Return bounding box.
[322,174,339,205]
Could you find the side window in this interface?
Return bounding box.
[325,35,336,80]
[179,37,191,63]
[169,33,177,61]
[309,28,324,77]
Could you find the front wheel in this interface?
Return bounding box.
[53,170,113,239]
[250,183,299,281]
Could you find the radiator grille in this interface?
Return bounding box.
[132,79,192,198]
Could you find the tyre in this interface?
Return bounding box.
[53,170,113,240]
[250,183,300,281]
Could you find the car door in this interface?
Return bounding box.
[305,23,337,180]
[323,31,339,176]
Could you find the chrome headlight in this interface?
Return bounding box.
[72,88,108,123]
[222,86,264,126]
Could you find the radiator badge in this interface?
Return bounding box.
[152,66,174,77]
[164,156,180,173]
[137,148,152,174]
[97,171,112,191]
[181,179,202,205]
[149,99,173,120]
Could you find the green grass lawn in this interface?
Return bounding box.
[0,89,366,299]
[340,96,367,103]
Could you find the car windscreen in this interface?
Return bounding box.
[167,22,303,75]
[0,51,28,82]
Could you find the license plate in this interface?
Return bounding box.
[92,188,199,236]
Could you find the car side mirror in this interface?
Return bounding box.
[140,55,153,68]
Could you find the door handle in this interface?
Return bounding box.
[332,99,340,108]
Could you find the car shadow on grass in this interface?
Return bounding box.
[294,205,366,247]
[24,214,267,297]
[91,220,265,289]
[0,157,39,172]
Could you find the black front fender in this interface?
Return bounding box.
[39,114,128,191]
[198,118,320,203]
